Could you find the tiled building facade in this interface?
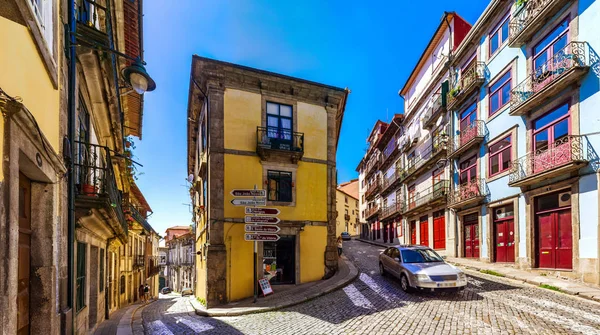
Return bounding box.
[359,0,600,286]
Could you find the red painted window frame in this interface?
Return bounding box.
[532,101,571,152]
[532,18,570,74]
[488,135,512,177]
[459,155,477,185]
[488,68,512,116]
[488,13,510,59]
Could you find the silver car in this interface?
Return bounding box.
[378,245,467,292]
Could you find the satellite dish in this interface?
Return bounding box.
[187,174,194,183]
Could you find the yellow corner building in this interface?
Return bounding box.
[187,56,348,307]
[336,180,360,238]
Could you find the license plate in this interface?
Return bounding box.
[437,282,456,287]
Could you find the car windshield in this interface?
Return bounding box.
[401,249,444,263]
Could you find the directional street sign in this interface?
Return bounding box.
[230,189,267,197]
[245,207,280,216]
[231,198,266,206]
[245,216,280,224]
[244,233,280,242]
[245,225,281,233]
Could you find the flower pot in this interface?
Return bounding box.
[81,184,97,196]
[125,141,131,148]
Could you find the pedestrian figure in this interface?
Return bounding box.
[144,284,150,302]
[138,285,145,303]
[337,236,343,258]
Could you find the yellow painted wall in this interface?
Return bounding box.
[0,118,3,180]
[297,102,327,160]
[335,190,360,237]
[224,89,262,152]
[223,154,327,222]
[195,213,207,301]
[300,226,327,283]
[224,223,254,301]
[0,17,60,152]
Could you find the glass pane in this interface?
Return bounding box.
[280,105,292,117]
[459,171,468,184]
[490,155,499,175]
[501,82,511,106]
[468,166,477,181]
[501,19,509,43]
[490,93,499,114]
[534,53,548,73]
[553,119,569,142]
[534,103,569,130]
[490,71,511,92]
[490,33,499,54]
[267,102,279,115]
[267,116,279,127]
[501,150,511,171]
[553,34,568,55]
[535,129,549,151]
[281,118,291,129]
[534,20,569,55]
[537,193,558,212]
[460,103,477,120]
[490,136,510,154]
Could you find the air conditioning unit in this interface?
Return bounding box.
[558,191,571,207]
[495,207,508,219]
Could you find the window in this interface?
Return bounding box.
[99,248,105,292]
[76,242,86,312]
[489,136,512,176]
[533,103,570,152]
[489,70,512,116]
[460,103,477,133]
[28,0,54,56]
[345,196,348,204]
[266,102,293,140]
[459,156,477,185]
[489,15,510,56]
[533,19,569,75]
[120,275,125,294]
[267,170,292,202]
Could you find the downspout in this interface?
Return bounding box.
[105,237,116,319]
[67,0,77,331]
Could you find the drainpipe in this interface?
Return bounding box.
[105,236,116,319]
[67,0,77,332]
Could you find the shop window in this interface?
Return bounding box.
[489,136,512,176]
[267,170,292,202]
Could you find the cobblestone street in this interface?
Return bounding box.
[141,241,600,334]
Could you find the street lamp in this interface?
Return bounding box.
[122,58,156,94]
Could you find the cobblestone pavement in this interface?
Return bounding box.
[141,241,600,334]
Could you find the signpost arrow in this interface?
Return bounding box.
[245,225,281,233]
[231,198,266,206]
[244,233,280,242]
[230,189,267,197]
[245,216,280,224]
[245,207,280,216]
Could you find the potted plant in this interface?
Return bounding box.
[80,143,99,196]
[449,86,461,97]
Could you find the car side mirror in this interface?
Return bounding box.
[394,257,400,262]
[441,255,447,260]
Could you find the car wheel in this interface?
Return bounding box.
[400,274,412,293]
[379,263,386,276]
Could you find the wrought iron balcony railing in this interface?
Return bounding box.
[382,135,400,164]
[423,93,445,129]
[381,202,403,220]
[74,141,127,235]
[365,178,381,199]
[257,126,304,153]
[509,135,589,187]
[402,180,449,215]
[447,62,486,110]
[402,134,449,183]
[134,255,145,268]
[510,42,590,116]
[76,0,109,34]
[365,205,380,220]
[344,214,351,221]
[365,154,381,176]
[447,178,488,208]
[380,168,405,195]
[508,0,571,47]
[447,121,487,159]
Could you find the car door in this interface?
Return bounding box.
[380,248,392,272]
[389,248,402,278]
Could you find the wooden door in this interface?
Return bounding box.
[410,220,417,245]
[538,209,572,269]
[18,173,31,335]
[419,216,429,247]
[464,214,479,258]
[433,211,446,250]
[495,219,515,263]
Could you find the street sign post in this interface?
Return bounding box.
[245,225,281,233]
[231,198,266,206]
[245,216,280,224]
[245,207,280,216]
[230,189,267,197]
[244,233,281,242]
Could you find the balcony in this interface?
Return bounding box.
[402,134,449,183]
[381,135,400,168]
[344,214,351,221]
[508,0,571,47]
[510,42,590,116]
[134,255,145,268]
[74,141,127,240]
[423,94,446,130]
[402,180,449,216]
[447,62,486,111]
[256,126,304,163]
[76,0,111,48]
[199,151,207,176]
[381,202,403,221]
[365,205,380,220]
[365,178,381,200]
[447,121,487,159]
[509,135,589,187]
[448,178,488,209]
[380,168,405,196]
[365,155,381,177]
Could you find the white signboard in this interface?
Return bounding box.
[230,189,267,197]
[231,198,266,206]
[244,233,280,242]
[245,216,280,224]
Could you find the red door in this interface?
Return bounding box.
[464,214,479,258]
[495,219,515,263]
[410,220,417,245]
[433,210,445,250]
[537,209,572,269]
[419,216,429,247]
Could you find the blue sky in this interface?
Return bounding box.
[138,1,489,235]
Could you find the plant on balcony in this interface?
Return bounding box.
[81,143,99,196]
[449,86,461,97]
[516,0,527,7]
[124,145,144,183]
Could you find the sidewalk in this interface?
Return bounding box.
[93,300,155,335]
[447,257,600,303]
[190,257,358,317]
[356,238,398,248]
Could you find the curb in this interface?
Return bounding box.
[191,258,359,317]
[130,299,157,334]
[356,238,393,248]
[450,262,600,303]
